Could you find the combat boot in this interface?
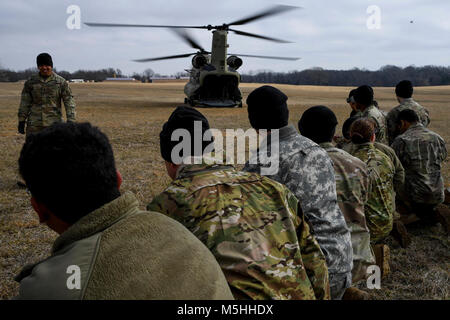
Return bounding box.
[434,204,450,234]
[372,244,390,278]
[391,220,412,248]
[342,287,371,300]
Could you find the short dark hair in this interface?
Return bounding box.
[19,122,120,224]
[36,53,53,68]
[395,80,413,98]
[298,105,337,144]
[350,118,375,144]
[397,109,419,124]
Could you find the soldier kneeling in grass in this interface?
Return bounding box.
[147,106,330,300]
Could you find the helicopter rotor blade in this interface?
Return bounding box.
[229,53,300,61]
[229,28,291,43]
[85,22,208,29]
[227,5,300,26]
[133,53,198,62]
[171,29,205,51]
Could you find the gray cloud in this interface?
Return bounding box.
[0,0,449,75]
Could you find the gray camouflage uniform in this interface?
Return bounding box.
[392,123,447,207]
[244,124,353,300]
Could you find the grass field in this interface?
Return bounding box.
[0,81,449,299]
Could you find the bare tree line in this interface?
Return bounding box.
[242,65,450,86]
[1,65,449,86]
[0,67,189,82]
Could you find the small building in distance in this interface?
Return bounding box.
[150,76,189,83]
[69,79,84,83]
[104,77,137,82]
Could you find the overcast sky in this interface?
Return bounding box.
[0,0,449,75]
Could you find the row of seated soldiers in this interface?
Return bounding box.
[14,82,448,300]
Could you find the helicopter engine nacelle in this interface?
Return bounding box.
[227,56,243,70]
[192,54,208,69]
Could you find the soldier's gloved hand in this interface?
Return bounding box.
[18,121,25,134]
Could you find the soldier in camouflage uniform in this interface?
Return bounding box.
[243,86,352,300]
[298,106,375,285]
[353,85,388,145]
[392,109,447,224]
[147,106,330,300]
[339,116,405,195]
[386,80,430,145]
[349,118,396,242]
[18,53,76,136]
[337,116,411,247]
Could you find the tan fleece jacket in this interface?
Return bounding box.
[15,192,233,300]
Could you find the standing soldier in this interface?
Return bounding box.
[353,85,388,145]
[386,80,430,145]
[18,53,76,136]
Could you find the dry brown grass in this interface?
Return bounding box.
[0,81,449,299]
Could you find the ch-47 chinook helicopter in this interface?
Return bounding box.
[85,5,301,108]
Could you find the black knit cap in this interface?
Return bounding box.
[160,106,212,163]
[36,53,53,67]
[246,85,289,129]
[395,80,413,98]
[353,85,374,106]
[298,105,338,144]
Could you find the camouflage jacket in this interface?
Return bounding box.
[319,142,375,284]
[147,160,330,300]
[243,125,353,281]
[386,98,430,145]
[392,124,447,206]
[355,105,388,144]
[341,142,405,195]
[18,72,76,128]
[351,143,395,243]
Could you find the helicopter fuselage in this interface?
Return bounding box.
[184,30,242,108]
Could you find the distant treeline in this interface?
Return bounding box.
[0,67,183,82]
[241,65,450,87]
[0,67,122,82]
[1,65,449,86]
